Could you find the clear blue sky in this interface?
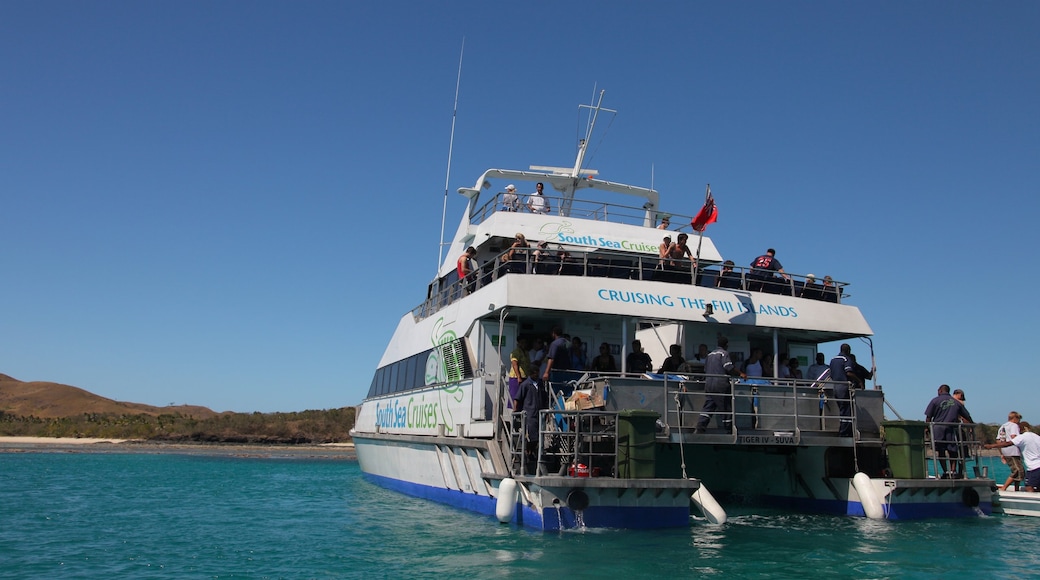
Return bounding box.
[2,2,1037,423]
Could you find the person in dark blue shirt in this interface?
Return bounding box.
[716,260,743,290]
[626,339,653,375]
[542,326,570,381]
[695,337,746,433]
[514,364,549,475]
[749,248,790,293]
[925,384,974,478]
[829,344,862,437]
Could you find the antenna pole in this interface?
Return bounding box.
[573,89,614,177]
[438,39,465,273]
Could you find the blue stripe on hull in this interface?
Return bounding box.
[363,472,691,530]
[760,495,992,519]
[362,472,516,522]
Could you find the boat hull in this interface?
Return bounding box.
[353,433,699,530]
[665,442,992,519]
[994,489,1040,516]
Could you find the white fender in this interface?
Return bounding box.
[496,478,518,523]
[853,472,885,519]
[691,485,727,524]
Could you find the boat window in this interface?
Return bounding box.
[402,355,418,393]
[366,338,474,398]
[367,371,380,398]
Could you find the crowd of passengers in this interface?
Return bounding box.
[459,229,841,302]
[510,333,872,388]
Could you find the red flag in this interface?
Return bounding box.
[691,187,717,232]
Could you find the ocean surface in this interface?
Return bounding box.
[2,449,1039,579]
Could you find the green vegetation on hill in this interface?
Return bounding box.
[0,408,356,443]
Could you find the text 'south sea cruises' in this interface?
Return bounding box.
[350,91,994,530]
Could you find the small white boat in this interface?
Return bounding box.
[994,489,1040,516]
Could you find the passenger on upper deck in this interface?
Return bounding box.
[591,343,616,372]
[659,344,686,374]
[626,339,653,375]
[457,247,477,295]
[657,235,671,272]
[527,182,550,214]
[822,275,838,303]
[657,216,671,229]
[532,241,552,274]
[505,233,530,274]
[800,274,821,300]
[716,260,742,289]
[749,248,790,293]
[664,233,695,283]
[556,249,580,276]
[502,184,520,211]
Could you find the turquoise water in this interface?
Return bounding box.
[2,452,1038,579]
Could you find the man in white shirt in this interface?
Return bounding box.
[527,182,550,214]
[996,411,1025,491]
[806,353,829,382]
[986,420,1040,492]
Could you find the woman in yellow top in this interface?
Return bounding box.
[509,336,531,407]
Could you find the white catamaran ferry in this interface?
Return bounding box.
[351,92,993,529]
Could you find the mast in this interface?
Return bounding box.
[541,90,615,217]
[437,40,464,274]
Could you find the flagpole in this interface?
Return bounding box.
[694,183,709,267]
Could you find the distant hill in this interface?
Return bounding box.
[0,373,220,419]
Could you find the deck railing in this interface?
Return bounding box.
[924,421,985,479]
[413,243,847,320]
[540,372,883,445]
[510,408,621,478]
[473,192,674,230]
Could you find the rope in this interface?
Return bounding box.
[673,380,689,480]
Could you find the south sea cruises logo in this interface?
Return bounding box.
[374,317,464,433]
[539,221,657,253]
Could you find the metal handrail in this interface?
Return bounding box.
[413,242,849,320]
[924,420,985,479]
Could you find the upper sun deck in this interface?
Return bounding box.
[440,168,726,278]
[418,184,855,329]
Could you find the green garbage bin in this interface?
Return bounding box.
[882,420,927,479]
[617,409,659,479]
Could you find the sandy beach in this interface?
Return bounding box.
[0,436,356,459]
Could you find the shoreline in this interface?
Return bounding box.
[0,436,356,459]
